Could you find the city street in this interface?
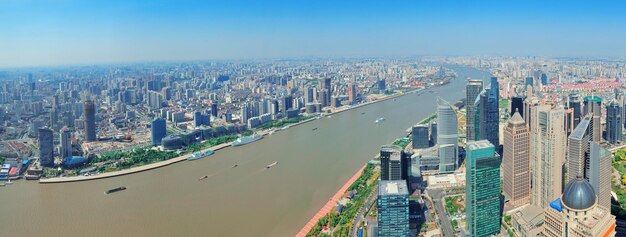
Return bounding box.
[351,185,379,237]
[427,187,465,237]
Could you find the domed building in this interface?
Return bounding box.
[543,177,615,237]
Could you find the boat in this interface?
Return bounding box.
[312,127,318,131]
[5,180,12,185]
[232,164,238,168]
[361,112,365,115]
[375,117,385,123]
[198,175,208,181]
[187,150,214,161]
[231,134,263,147]
[105,186,126,194]
[0,183,5,187]
[266,161,278,169]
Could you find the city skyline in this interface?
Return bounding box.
[3,0,626,68]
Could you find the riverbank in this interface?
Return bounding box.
[39,88,430,184]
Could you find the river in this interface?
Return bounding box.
[0,65,492,237]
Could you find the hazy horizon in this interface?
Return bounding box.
[2,0,626,68]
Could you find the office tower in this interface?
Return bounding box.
[49,108,58,131]
[510,96,524,117]
[83,100,96,142]
[436,98,458,172]
[569,94,582,128]
[531,105,566,208]
[478,77,500,147]
[588,142,611,209]
[466,79,483,141]
[38,128,54,167]
[161,86,172,100]
[503,112,530,208]
[60,128,72,159]
[605,100,622,144]
[211,102,218,117]
[377,79,386,92]
[429,122,437,146]
[380,145,408,180]
[348,83,357,102]
[465,140,501,237]
[151,117,167,146]
[524,97,540,131]
[543,178,616,237]
[411,125,429,149]
[282,96,293,112]
[567,115,592,184]
[305,87,314,103]
[583,96,602,143]
[321,78,331,105]
[377,180,409,237]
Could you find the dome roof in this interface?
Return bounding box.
[562,177,596,210]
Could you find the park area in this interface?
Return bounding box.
[444,195,465,231]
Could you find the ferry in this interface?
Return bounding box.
[232,164,238,168]
[266,161,278,169]
[312,127,318,131]
[231,134,263,147]
[198,175,208,181]
[375,117,385,123]
[187,150,214,161]
[105,186,126,194]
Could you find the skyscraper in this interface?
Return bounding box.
[83,100,97,142]
[348,83,357,102]
[605,99,622,144]
[321,78,331,105]
[567,115,592,184]
[60,128,72,159]
[211,102,218,117]
[583,96,602,143]
[531,105,566,208]
[377,180,409,237]
[465,140,501,237]
[569,94,582,129]
[503,112,530,208]
[380,145,408,180]
[588,142,611,209]
[429,122,437,146]
[151,117,167,146]
[38,128,54,167]
[466,79,483,141]
[411,125,429,149]
[478,77,500,148]
[510,96,524,117]
[436,98,458,172]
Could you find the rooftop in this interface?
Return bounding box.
[379,180,409,196]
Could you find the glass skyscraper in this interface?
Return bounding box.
[466,79,483,141]
[377,180,409,237]
[436,98,458,172]
[478,77,500,148]
[465,140,501,237]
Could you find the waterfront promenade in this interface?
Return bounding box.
[294,164,366,237]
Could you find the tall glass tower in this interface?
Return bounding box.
[465,140,501,237]
[377,180,409,237]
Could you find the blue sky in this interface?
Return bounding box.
[1,0,626,68]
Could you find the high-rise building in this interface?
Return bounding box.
[478,77,500,148]
[436,98,458,172]
[321,78,331,105]
[466,79,483,141]
[429,122,437,146]
[510,96,524,117]
[583,96,602,143]
[569,94,582,129]
[503,112,530,208]
[543,178,616,237]
[348,83,357,102]
[60,128,72,159]
[465,140,501,237]
[377,180,409,237]
[531,105,566,208]
[83,100,97,142]
[567,115,592,184]
[411,125,429,149]
[151,117,167,146]
[588,142,611,209]
[38,128,54,167]
[605,99,622,144]
[380,145,408,180]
